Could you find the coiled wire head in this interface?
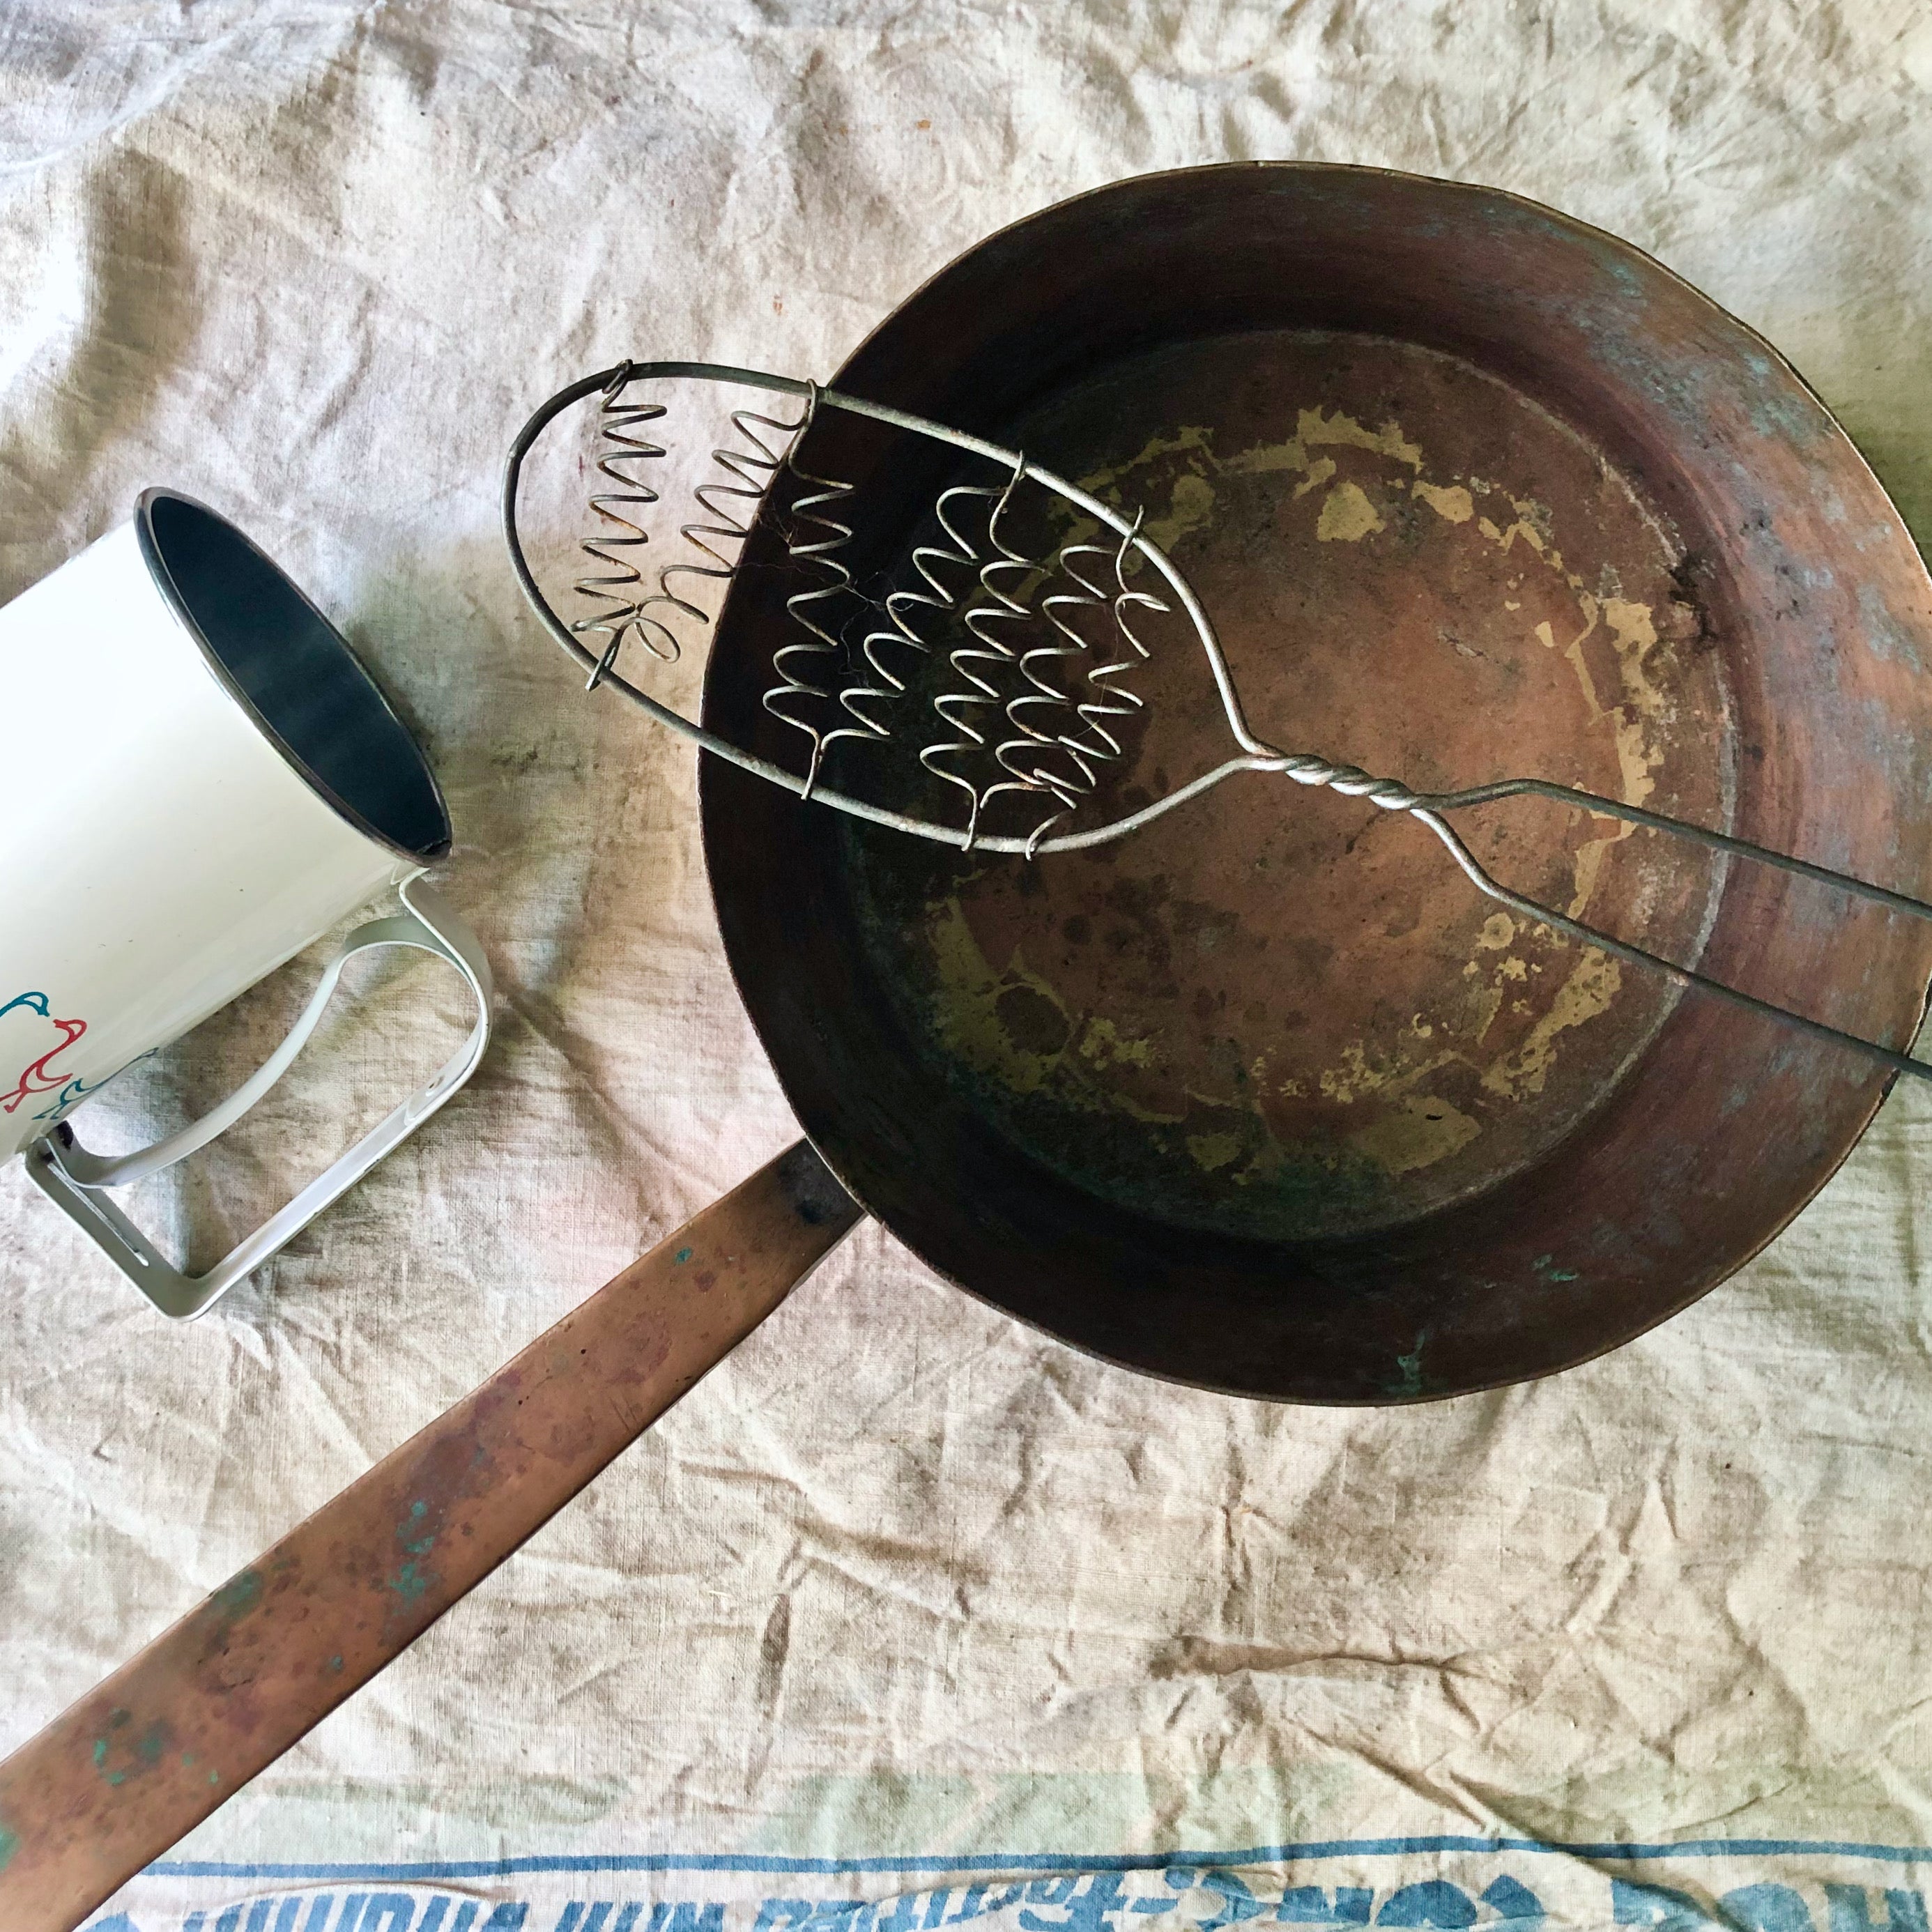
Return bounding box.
[504,360,1284,857]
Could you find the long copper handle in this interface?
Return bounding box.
[0,1140,861,1932]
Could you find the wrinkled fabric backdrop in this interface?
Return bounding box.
[3,5,1931,1930]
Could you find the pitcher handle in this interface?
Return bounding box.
[22,875,493,1319]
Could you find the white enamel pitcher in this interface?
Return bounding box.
[0,489,492,1318]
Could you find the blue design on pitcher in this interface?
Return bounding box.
[31,1073,109,1123]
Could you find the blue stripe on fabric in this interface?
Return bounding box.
[142,1838,1932,1883]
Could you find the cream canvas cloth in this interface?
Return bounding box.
[3,5,1932,1930]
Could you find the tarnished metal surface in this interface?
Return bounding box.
[703,162,1932,1402]
[0,1143,859,1932]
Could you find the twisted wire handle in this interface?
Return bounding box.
[1243,753,1932,1086]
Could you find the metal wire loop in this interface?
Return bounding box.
[501,359,1932,1089]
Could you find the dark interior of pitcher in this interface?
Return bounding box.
[138,488,450,861]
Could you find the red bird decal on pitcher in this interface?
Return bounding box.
[1,992,88,1115]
